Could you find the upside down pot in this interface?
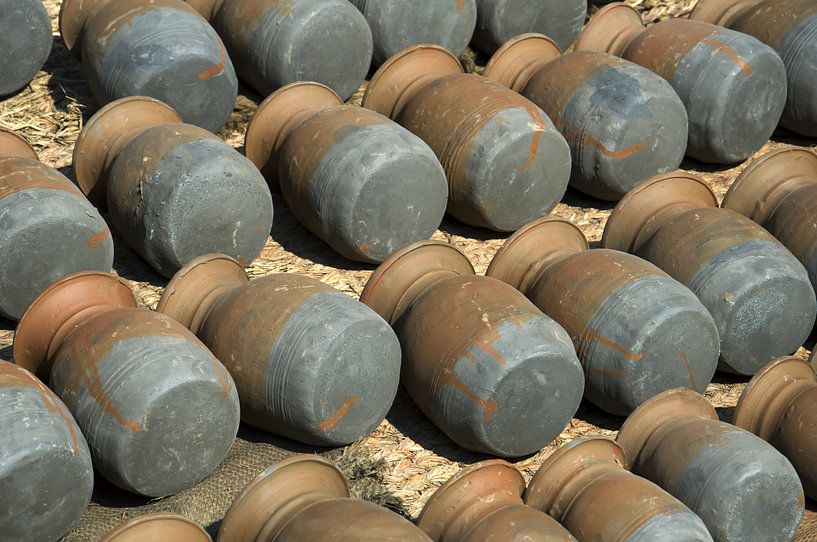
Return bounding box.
[361,241,584,457]
[12,272,240,497]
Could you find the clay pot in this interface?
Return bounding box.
[575,3,787,164]
[363,45,571,232]
[59,0,237,131]
[361,241,584,457]
[618,388,804,542]
[525,438,713,541]
[722,147,817,296]
[0,129,113,320]
[187,0,372,101]
[482,35,688,201]
[0,361,93,542]
[244,82,447,263]
[73,96,273,278]
[418,460,576,541]
[472,0,587,53]
[218,455,431,541]
[12,272,240,497]
[102,514,211,542]
[690,0,817,136]
[0,0,51,96]
[734,356,817,500]
[603,172,816,375]
[157,253,400,446]
[351,0,477,66]
[487,216,719,415]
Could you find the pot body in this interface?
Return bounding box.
[472,0,587,53]
[0,0,51,96]
[522,52,688,201]
[49,309,240,497]
[198,274,401,446]
[397,275,584,457]
[764,183,817,294]
[558,469,712,541]
[623,20,787,164]
[770,385,817,499]
[731,1,817,136]
[638,208,816,374]
[279,106,447,263]
[398,74,571,232]
[212,0,372,100]
[351,0,476,66]
[277,499,431,541]
[462,505,577,542]
[108,123,272,277]
[631,417,804,542]
[0,362,93,542]
[528,250,719,415]
[82,0,237,132]
[0,157,113,320]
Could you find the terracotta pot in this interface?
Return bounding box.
[74,96,272,278]
[472,0,587,53]
[0,360,93,542]
[735,356,817,500]
[363,45,571,232]
[482,35,688,201]
[690,0,817,136]
[0,129,113,320]
[59,0,237,131]
[102,514,211,542]
[361,241,584,457]
[618,388,804,542]
[351,0,476,66]
[0,0,51,97]
[603,172,816,375]
[218,455,430,541]
[245,82,447,263]
[576,3,787,164]
[158,253,400,446]
[488,215,719,415]
[188,0,372,101]
[525,438,713,541]
[13,272,240,497]
[722,147,817,299]
[418,460,576,541]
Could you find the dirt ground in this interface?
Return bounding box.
[2,1,816,540]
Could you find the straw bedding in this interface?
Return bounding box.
[1,1,815,539]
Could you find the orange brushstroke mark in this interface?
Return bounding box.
[319,395,360,432]
[701,39,753,76]
[212,355,231,400]
[87,228,109,250]
[199,44,227,81]
[583,134,646,159]
[75,355,143,432]
[456,0,465,10]
[445,369,497,420]
[678,350,697,390]
[584,330,644,362]
[357,243,371,254]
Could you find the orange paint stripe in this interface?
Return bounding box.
[446,371,498,420]
[87,228,109,250]
[199,44,227,80]
[456,0,464,10]
[584,330,644,362]
[701,38,753,76]
[319,395,360,432]
[678,350,697,390]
